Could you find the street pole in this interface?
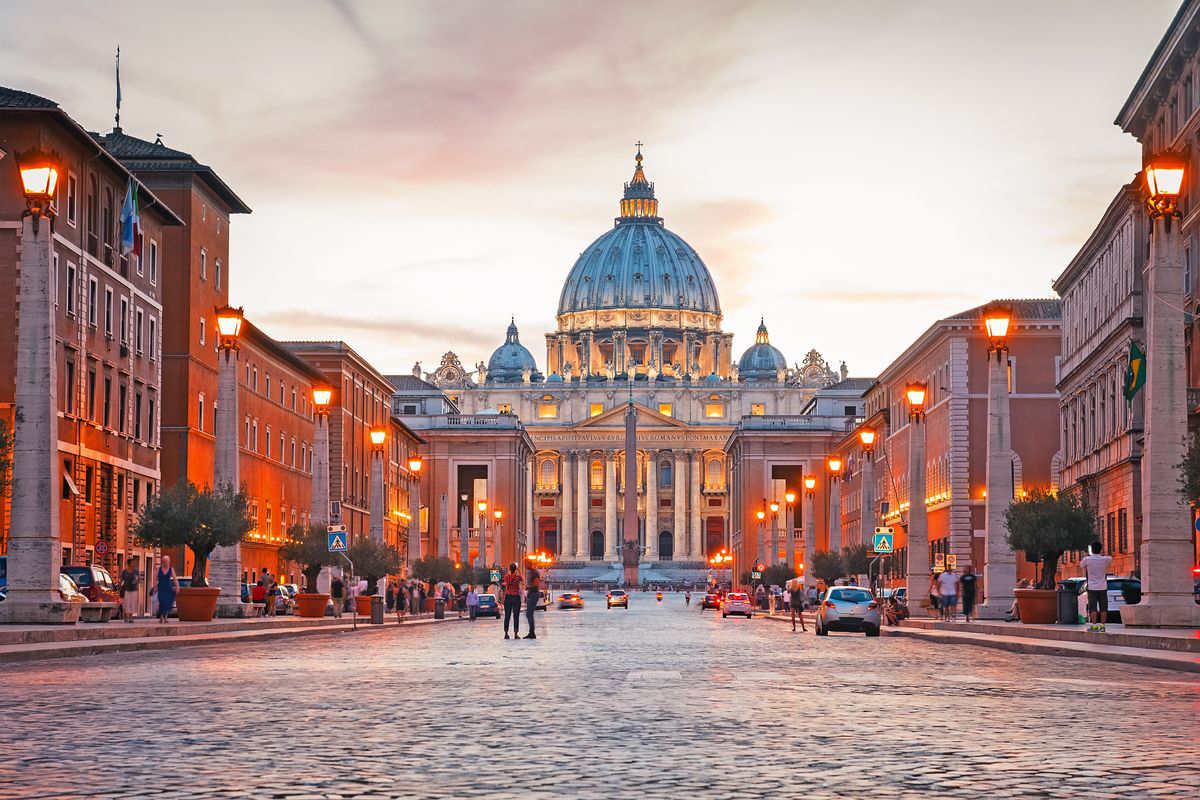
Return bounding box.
[784,496,796,573]
[980,307,1016,619]
[860,444,875,548]
[368,442,384,544]
[211,307,246,617]
[769,509,779,567]
[803,485,816,592]
[0,212,79,624]
[828,472,842,553]
[905,384,930,616]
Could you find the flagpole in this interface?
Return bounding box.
[114,46,121,131]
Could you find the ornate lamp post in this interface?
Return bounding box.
[1123,153,1200,626]
[768,500,781,565]
[0,151,77,624]
[406,453,422,567]
[857,428,877,548]
[368,428,386,545]
[458,493,469,565]
[904,381,930,615]
[784,489,797,573]
[979,303,1017,618]
[803,476,816,591]
[310,388,333,527]
[476,500,489,568]
[210,305,246,615]
[755,505,767,568]
[827,456,843,551]
[492,508,503,566]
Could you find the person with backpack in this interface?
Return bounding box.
[501,563,523,639]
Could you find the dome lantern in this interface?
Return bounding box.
[618,142,660,222]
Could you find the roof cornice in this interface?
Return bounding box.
[1115,0,1200,138]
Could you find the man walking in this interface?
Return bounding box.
[936,567,959,622]
[261,568,276,616]
[959,565,979,622]
[330,574,344,618]
[118,560,140,622]
[466,584,479,621]
[524,568,541,639]
[1081,540,1112,631]
[501,563,523,639]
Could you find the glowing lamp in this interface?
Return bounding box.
[756,509,766,521]
[803,476,816,491]
[494,509,503,520]
[1144,152,1186,217]
[369,428,386,448]
[407,455,423,473]
[905,382,927,411]
[785,490,796,504]
[17,149,60,205]
[214,305,244,349]
[769,501,780,514]
[858,428,876,448]
[477,500,488,513]
[312,387,333,411]
[827,456,843,474]
[982,302,1013,352]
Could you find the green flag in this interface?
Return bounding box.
[1123,340,1146,402]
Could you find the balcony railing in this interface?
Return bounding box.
[736,414,854,432]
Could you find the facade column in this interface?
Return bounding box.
[0,215,79,624]
[560,451,575,560]
[673,451,687,560]
[576,454,588,559]
[859,451,875,549]
[604,452,618,560]
[525,457,535,558]
[690,451,703,559]
[458,497,469,566]
[803,489,816,591]
[210,341,244,615]
[645,451,658,560]
[979,344,1016,618]
[368,448,384,543]
[906,415,930,614]
[1123,213,1200,625]
[828,476,842,553]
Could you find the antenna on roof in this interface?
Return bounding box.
[114,46,121,132]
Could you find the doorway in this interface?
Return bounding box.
[658,531,674,561]
[590,530,604,560]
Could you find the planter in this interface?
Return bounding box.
[1014,587,1057,624]
[355,595,375,617]
[176,586,220,622]
[295,593,330,618]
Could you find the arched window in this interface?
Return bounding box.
[539,459,556,490]
[590,459,604,491]
[705,458,722,491]
[659,459,672,488]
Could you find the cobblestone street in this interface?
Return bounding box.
[1,594,1196,799]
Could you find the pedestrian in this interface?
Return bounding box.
[1081,540,1113,631]
[936,568,959,622]
[118,559,140,623]
[807,585,818,609]
[684,590,691,607]
[959,565,979,622]
[418,582,427,615]
[386,582,396,612]
[928,573,941,617]
[790,582,807,632]
[1006,578,1029,621]
[150,555,179,624]
[261,568,276,616]
[467,584,479,621]
[755,583,766,610]
[330,575,344,618]
[501,562,523,639]
[524,567,541,639]
[395,580,407,623]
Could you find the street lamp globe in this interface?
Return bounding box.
[827,456,843,475]
[803,476,816,491]
[858,428,876,449]
[214,305,244,350]
[1144,152,1186,217]
[982,302,1013,353]
[905,382,927,416]
[407,454,423,472]
[769,501,780,514]
[16,148,60,217]
[312,386,333,413]
[755,509,766,521]
[784,490,796,505]
[494,509,503,521]
[369,428,386,448]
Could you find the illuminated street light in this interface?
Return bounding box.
[369,428,386,449]
[858,428,876,450]
[982,302,1013,353]
[1144,151,1186,218]
[408,454,423,473]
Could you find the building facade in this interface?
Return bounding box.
[0,88,180,590]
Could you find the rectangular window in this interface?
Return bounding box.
[1118,508,1128,553]
[751,403,765,416]
[66,173,77,226]
[215,258,221,290]
[117,473,124,509]
[244,416,250,447]
[135,308,144,355]
[66,262,77,315]
[252,368,258,391]
[198,394,205,433]
[148,397,155,445]
[53,253,59,308]
[279,432,285,461]
[84,466,93,502]
[64,360,75,414]
[252,420,258,452]
[199,316,206,346]
[118,383,127,433]
[704,402,723,419]
[658,403,673,417]
[87,277,98,326]
[589,403,603,417]
[1106,512,1116,554]
[536,402,558,419]
[133,478,141,512]
[135,234,144,276]
[103,375,111,428]
[134,392,143,440]
[149,240,158,285]
[290,438,296,467]
[266,426,272,458]
[119,297,128,344]
[87,368,96,420]
[199,248,207,280]
[266,375,271,399]
[104,287,113,336]
[148,317,157,360]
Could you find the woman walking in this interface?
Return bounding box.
[151,555,179,624]
[466,584,479,621]
[118,560,140,622]
[524,567,541,639]
[790,581,807,632]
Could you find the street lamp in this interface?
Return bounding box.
[368,428,386,546]
[209,304,246,614]
[803,476,816,592]
[311,386,333,538]
[827,456,844,551]
[475,500,489,568]
[17,148,60,230]
[214,305,244,351]
[408,454,423,473]
[980,302,1016,618]
[858,427,877,550]
[784,490,797,574]
[905,380,930,616]
[755,503,767,570]
[905,382,927,418]
[491,509,503,566]
[1144,151,1186,219]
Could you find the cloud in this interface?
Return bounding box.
[254,309,499,351]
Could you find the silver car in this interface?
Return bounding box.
[815,586,881,637]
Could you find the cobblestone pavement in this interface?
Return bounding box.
[0,593,1197,799]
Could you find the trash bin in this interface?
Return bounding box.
[434,598,446,619]
[1055,581,1078,624]
[370,595,384,625]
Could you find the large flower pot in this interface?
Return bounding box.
[176,586,220,622]
[355,595,375,617]
[1015,588,1057,624]
[295,593,330,618]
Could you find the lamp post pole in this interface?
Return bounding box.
[756,505,766,568]
[784,490,797,573]
[1123,154,1200,626]
[368,429,385,545]
[211,305,246,616]
[803,477,816,592]
[311,389,332,527]
[0,152,80,624]
[979,305,1017,618]
[476,501,488,569]
[407,455,423,569]
[769,501,780,566]
[904,383,930,616]
[827,457,843,553]
[859,430,877,549]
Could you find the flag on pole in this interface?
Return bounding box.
[119,180,140,257]
[1123,340,1146,402]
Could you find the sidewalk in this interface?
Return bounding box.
[758,611,1200,673]
[0,611,462,664]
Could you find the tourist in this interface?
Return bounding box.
[936,568,959,622]
[524,567,541,639]
[684,590,691,607]
[261,568,276,616]
[118,560,140,623]
[1006,579,1029,621]
[330,575,344,618]
[466,584,479,621]
[755,583,766,610]
[395,580,407,622]
[386,581,396,612]
[1081,540,1113,631]
[150,555,178,624]
[928,573,940,617]
[790,582,807,632]
[959,565,979,622]
[501,563,523,639]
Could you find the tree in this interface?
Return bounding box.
[0,418,12,503]
[412,555,457,586]
[279,524,336,593]
[841,543,872,577]
[762,564,797,587]
[810,550,844,586]
[134,481,252,586]
[1005,488,1097,589]
[1178,432,1200,506]
[348,539,404,594]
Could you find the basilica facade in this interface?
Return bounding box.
[403,150,856,570]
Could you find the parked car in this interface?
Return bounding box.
[241,583,253,604]
[815,586,881,636]
[60,565,121,606]
[536,590,549,611]
[701,592,723,610]
[721,592,754,618]
[476,594,501,618]
[0,555,7,597]
[607,589,628,609]
[271,584,296,614]
[59,572,87,603]
[1064,576,1142,623]
[558,592,584,610]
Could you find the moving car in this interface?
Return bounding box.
[60,565,121,605]
[558,592,584,610]
[815,586,881,637]
[701,592,723,610]
[476,594,501,618]
[721,592,753,618]
[607,589,628,609]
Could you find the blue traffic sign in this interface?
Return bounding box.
[327,530,347,552]
[1194,516,1200,533]
[873,527,895,553]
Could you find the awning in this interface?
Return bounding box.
[62,470,80,496]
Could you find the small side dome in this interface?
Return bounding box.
[486,319,542,383]
[737,318,787,382]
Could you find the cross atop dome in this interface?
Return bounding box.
[620,142,659,221]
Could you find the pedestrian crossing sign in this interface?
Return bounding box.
[872,527,894,553]
[327,528,347,552]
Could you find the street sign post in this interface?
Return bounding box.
[751,570,762,581]
[934,553,945,571]
[330,500,341,522]
[872,526,895,553]
[489,569,501,585]
[327,526,347,553]
[946,554,957,570]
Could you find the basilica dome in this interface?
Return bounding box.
[737,319,787,382]
[486,319,541,383]
[557,149,721,318]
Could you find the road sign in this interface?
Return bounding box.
[934,553,945,570]
[946,554,957,570]
[872,527,895,553]
[751,570,762,580]
[327,530,348,552]
[95,541,108,555]
[489,569,501,585]
[1194,516,1200,533]
[755,562,765,572]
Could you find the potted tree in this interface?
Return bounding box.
[279,523,335,618]
[1006,488,1096,624]
[347,539,404,616]
[810,550,845,591]
[413,556,456,612]
[135,481,252,621]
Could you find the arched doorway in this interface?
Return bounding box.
[590,530,604,560]
[658,531,674,561]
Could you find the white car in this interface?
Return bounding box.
[721,592,753,618]
[815,586,881,636]
[1065,576,1141,624]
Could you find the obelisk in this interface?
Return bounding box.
[622,399,640,586]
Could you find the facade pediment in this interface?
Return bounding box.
[574,401,690,430]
